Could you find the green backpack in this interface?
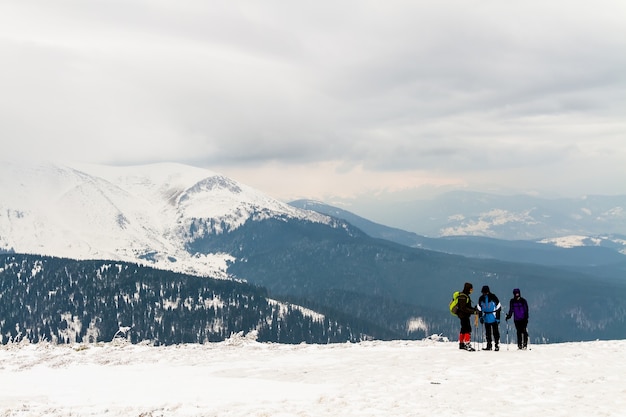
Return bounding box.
[449,291,462,316]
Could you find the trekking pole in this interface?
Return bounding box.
[481,323,485,350]
[505,314,509,351]
[474,313,480,351]
[481,320,485,350]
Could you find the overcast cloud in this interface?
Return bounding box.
[1,1,625,204]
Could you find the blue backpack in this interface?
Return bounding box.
[480,296,498,324]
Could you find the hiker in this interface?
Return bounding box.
[457,282,478,351]
[505,288,529,349]
[477,285,501,351]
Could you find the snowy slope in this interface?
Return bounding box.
[539,234,626,254]
[0,337,624,416]
[0,161,332,278]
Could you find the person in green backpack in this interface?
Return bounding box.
[457,282,478,351]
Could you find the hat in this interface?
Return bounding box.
[481,285,490,294]
[513,288,520,295]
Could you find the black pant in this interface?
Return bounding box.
[514,319,528,347]
[460,316,472,334]
[484,322,500,345]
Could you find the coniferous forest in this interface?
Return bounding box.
[0,254,364,345]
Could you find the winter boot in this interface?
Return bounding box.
[494,343,500,351]
[459,333,474,351]
[484,342,492,351]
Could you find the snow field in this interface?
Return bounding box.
[0,337,625,416]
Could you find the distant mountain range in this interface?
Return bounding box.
[289,200,626,271]
[344,191,626,241]
[1,161,625,344]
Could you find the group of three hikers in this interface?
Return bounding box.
[456,282,529,351]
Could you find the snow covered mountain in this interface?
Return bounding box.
[0,161,333,278]
[3,161,625,343]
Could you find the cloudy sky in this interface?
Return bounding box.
[1,1,625,206]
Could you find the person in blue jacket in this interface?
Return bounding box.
[506,288,529,349]
[477,285,501,351]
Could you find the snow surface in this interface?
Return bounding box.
[539,235,599,248]
[538,235,626,254]
[441,209,537,237]
[1,336,624,416]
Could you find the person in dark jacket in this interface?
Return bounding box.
[505,288,529,349]
[477,285,501,351]
[457,282,478,351]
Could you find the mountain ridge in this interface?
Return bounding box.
[2,161,625,343]
[338,190,626,240]
[0,160,334,278]
[289,199,626,268]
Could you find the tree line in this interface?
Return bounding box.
[0,254,364,345]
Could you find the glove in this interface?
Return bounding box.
[479,317,484,324]
[505,314,511,321]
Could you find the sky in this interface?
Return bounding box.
[1,1,625,207]
[1,336,625,416]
